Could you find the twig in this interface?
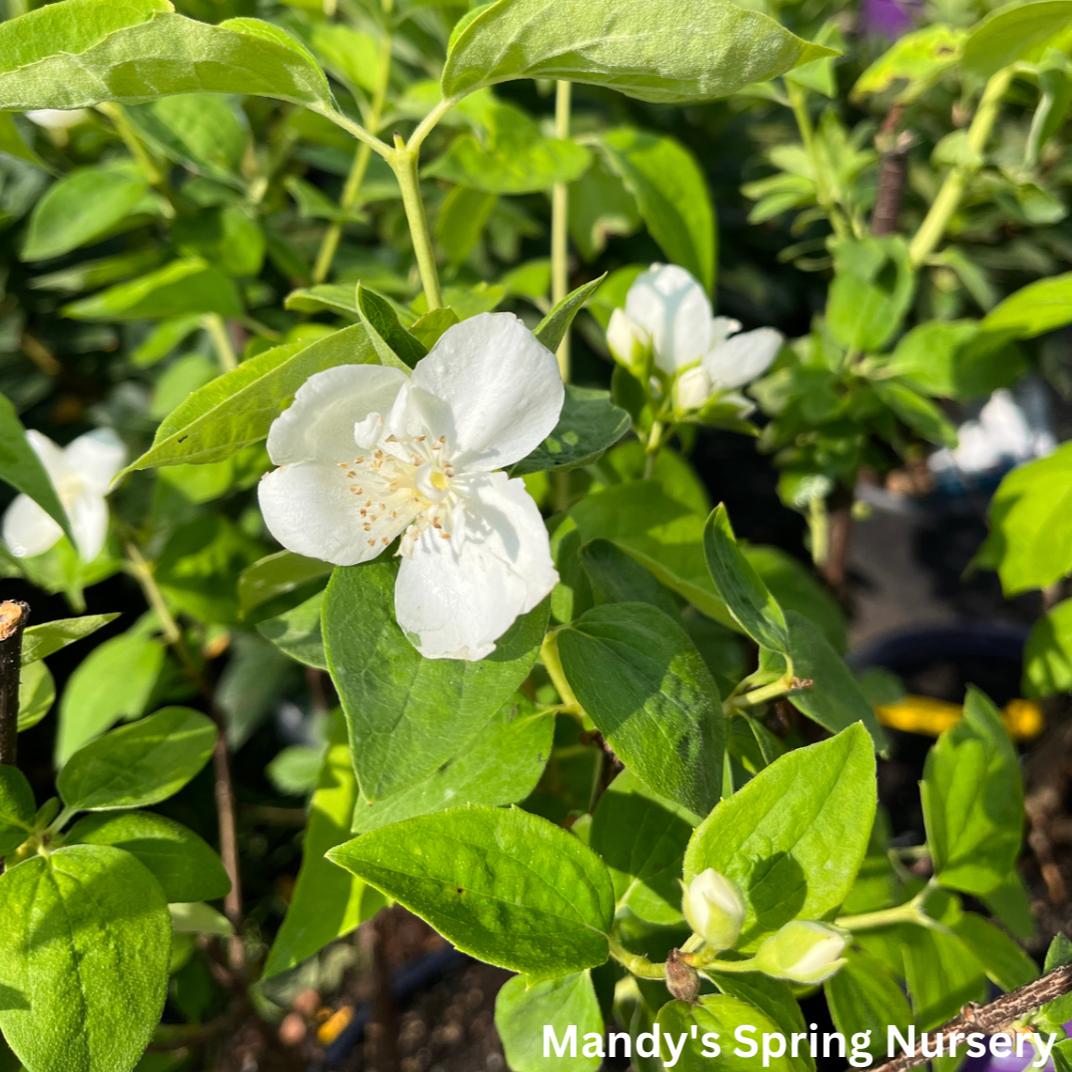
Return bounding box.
[0,601,29,767]
[865,963,1072,1072]
[872,104,912,237]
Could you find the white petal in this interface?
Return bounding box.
[64,428,126,493]
[25,108,89,130]
[710,315,742,349]
[674,367,711,411]
[394,472,557,660]
[702,327,783,391]
[25,430,70,482]
[2,495,62,558]
[266,364,408,465]
[407,313,564,472]
[625,264,712,374]
[258,461,414,566]
[68,490,108,560]
[606,309,650,367]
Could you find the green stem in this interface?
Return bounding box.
[539,632,580,710]
[98,102,165,188]
[203,313,237,373]
[390,141,443,310]
[725,675,796,713]
[313,106,394,162]
[312,32,394,285]
[836,893,928,932]
[407,95,461,156]
[45,804,77,838]
[908,66,1014,267]
[787,82,848,239]
[551,80,572,381]
[609,936,667,980]
[809,496,830,568]
[643,420,665,478]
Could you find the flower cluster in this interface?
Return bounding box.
[259,312,563,662]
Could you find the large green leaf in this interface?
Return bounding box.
[323,559,547,802]
[0,844,171,1072]
[351,695,553,833]
[511,386,629,477]
[703,504,789,655]
[600,130,715,292]
[979,272,1072,339]
[974,443,1072,595]
[1023,598,1072,698]
[684,724,876,950]
[825,950,914,1054]
[0,766,34,857]
[557,602,724,815]
[126,325,376,471]
[125,94,247,180]
[826,237,915,353]
[441,0,836,104]
[962,1,1072,80]
[0,392,73,545]
[0,6,333,111]
[0,112,48,170]
[495,972,603,1072]
[921,687,1023,896]
[58,707,217,812]
[21,614,119,665]
[949,912,1037,992]
[17,659,54,733]
[55,631,166,764]
[237,550,332,617]
[589,769,697,925]
[262,713,385,979]
[257,590,327,669]
[64,257,243,321]
[328,805,615,982]
[21,162,154,262]
[66,811,230,903]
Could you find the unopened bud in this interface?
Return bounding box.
[682,868,746,950]
[752,921,847,984]
[666,948,700,1004]
[606,309,652,377]
[673,366,711,412]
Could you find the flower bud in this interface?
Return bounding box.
[752,921,847,984]
[665,949,700,1005]
[673,366,712,412]
[25,109,90,131]
[607,309,652,377]
[682,868,746,950]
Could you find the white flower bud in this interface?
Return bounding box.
[673,366,712,412]
[25,109,90,130]
[606,308,652,376]
[682,868,746,950]
[753,921,847,984]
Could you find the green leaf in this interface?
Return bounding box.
[569,154,642,262]
[309,22,383,95]
[495,972,602,1072]
[761,611,886,750]
[127,325,377,471]
[922,687,1024,896]
[852,25,966,103]
[901,920,986,1029]
[962,1,1072,80]
[237,550,332,617]
[262,713,385,979]
[883,319,982,397]
[20,614,119,665]
[0,8,333,112]
[872,381,959,448]
[257,590,327,669]
[0,844,170,1072]
[1040,934,1072,1028]
[1023,598,1072,697]
[656,995,806,1072]
[17,659,54,733]
[55,632,166,765]
[558,602,724,815]
[169,900,233,935]
[825,950,914,1052]
[436,185,498,267]
[328,805,615,982]
[826,237,915,353]
[600,130,715,291]
[979,272,1072,339]
[684,724,876,949]
[351,695,553,834]
[511,386,629,478]
[948,912,1038,992]
[703,504,789,655]
[323,559,548,802]
[0,392,73,545]
[66,811,230,903]
[975,443,1072,594]
[580,539,681,620]
[0,766,34,857]
[356,283,425,370]
[58,707,217,812]
[0,112,48,171]
[125,94,247,180]
[409,307,461,350]
[589,769,697,924]
[534,275,606,354]
[63,257,242,321]
[21,162,153,262]
[441,0,837,103]
[426,102,591,194]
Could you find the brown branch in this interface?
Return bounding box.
[871,105,912,237]
[866,962,1072,1072]
[0,601,29,767]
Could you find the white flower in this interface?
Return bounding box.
[2,429,126,561]
[258,312,564,662]
[610,264,782,411]
[682,868,746,950]
[25,109,91,130]
[753,921,848,984]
